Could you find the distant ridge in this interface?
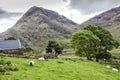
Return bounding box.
[79,6,120,42]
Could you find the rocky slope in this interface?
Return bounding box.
[80,6,120,42]
[0,6,78,49]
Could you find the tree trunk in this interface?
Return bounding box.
[96,57,99,62]
[87,56,92,61]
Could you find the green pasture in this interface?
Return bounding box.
[0,56,120,80]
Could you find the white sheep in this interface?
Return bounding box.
[112,68,118,72]
[106,65,110,68]
[29,60,34,66]
[38,57,45,61]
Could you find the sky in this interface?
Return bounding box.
[0,0,120,33]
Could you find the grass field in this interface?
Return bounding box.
[0,56,120,80]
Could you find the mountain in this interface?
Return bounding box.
[0,6,78,49]
[80,6,120,42]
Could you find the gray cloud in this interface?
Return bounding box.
[0,0,67,12]
[63,0,69,2]
[0,8,23,19]
[69,0,120,15]
[0,9,6,14]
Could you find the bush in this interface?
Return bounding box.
[112,65,120,69]
[6,61,12,66]
[4,66,13,71]
[0,60,19,75]
[23,47,34,53]
[0,67,6,74]
[56,61,64,64]
[13,67,19,71]
[0,60,5,65]
[46,40,64,58]
[5,37,16,40]
[4,66,19,71]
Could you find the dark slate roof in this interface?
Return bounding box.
[0,40,22,50]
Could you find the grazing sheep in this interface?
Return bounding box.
[29,60,34,66]
[38,57,45,61]
[112,68,118,72]
[106,65,110,68]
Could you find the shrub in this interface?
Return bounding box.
[5,37,16,40]
[111,64,120,69]
[0,67,6,74]
[46,40,64,58]
[56,61,64,64]
[23,47,34,53]
[4,66,19,71]
[0,60,5,65]
[4,66,13,71]
[13,67,19,71]
[6,61,12,66]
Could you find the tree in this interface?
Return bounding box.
[54,45,64,57]
[23,46,34,53]
[70,30,100,60]
[84,25,119,62]
[46,40,64,58]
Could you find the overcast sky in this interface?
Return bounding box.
[0,0,120,33]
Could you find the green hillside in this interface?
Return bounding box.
[0,57,120,80]
[110,47,120,58]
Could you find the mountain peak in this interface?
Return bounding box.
[31,6,40,9]
[28,6,45,13]
[20,6,77,25]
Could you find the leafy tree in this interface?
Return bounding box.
[71,25,119,62]
[70,30,100,60]
[54,45,64,57]
[84,25,119,62]
[46,40,64,58]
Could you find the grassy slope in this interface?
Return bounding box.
[0,57,120,80]
[110,47,120,58]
